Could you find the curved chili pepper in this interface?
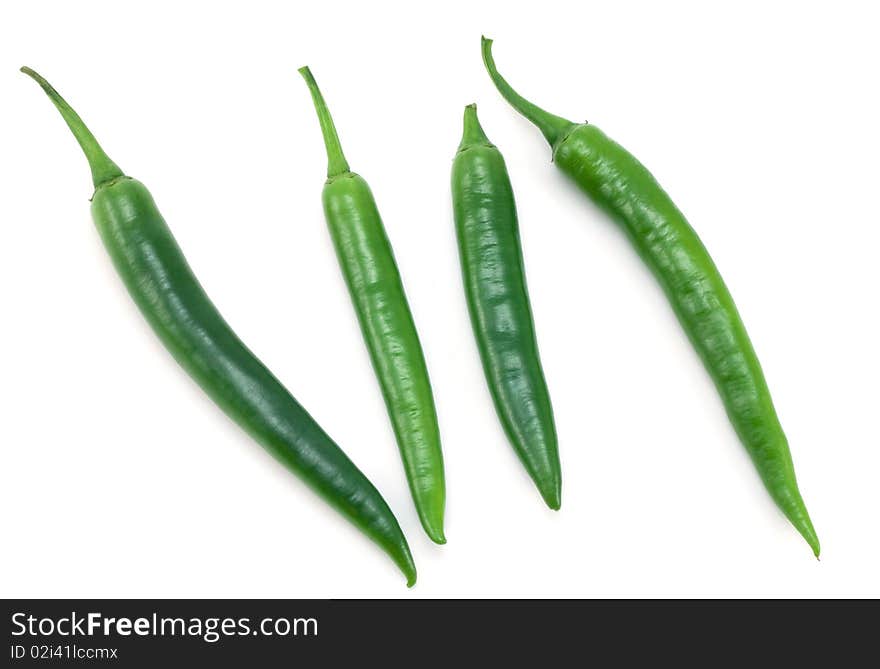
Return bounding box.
[299,67,446,544]
[480,39,819,556]
[22,67,417,585]
[451,104,561,509]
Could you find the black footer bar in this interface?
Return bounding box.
[2,599,876,665]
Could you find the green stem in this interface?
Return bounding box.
[298,66,350,179]
[458,103,493,151]
[480,37,576,149]
[21,67,124,189]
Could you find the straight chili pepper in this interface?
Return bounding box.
[22,67,417,585]
[480,38,820,556]
[299,67,446,544]
[451,104,561,509]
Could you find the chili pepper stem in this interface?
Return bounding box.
[480,38,576,151]
[298,66,351,179]
[458,103,492,150]
[20,67,125,189]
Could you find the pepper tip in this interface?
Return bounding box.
[541,485,562,511]
[541,474,563,511]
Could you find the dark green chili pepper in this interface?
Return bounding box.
[22,67,417,585]
[480,38,819,556]
[451,104,561,509]
[299,67,446,544]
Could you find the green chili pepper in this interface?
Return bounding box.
[22,67,417,585]
[480,38,819,556]
[451,104,561,509]
[299,67,446,544]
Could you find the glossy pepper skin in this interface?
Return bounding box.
[451,104,561,509]
[22,67,416,586]
[480,39,819,556]
[299,67,446,544]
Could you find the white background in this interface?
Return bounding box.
[1,0,878,598]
